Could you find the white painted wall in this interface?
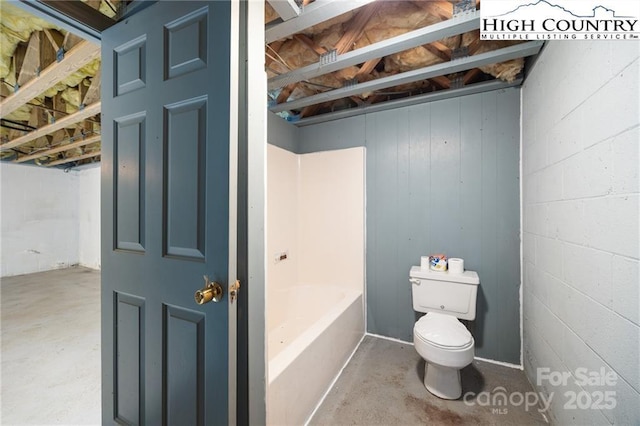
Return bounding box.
[78,165,101,270]
[522,42,639,424]
[0,163,79,277]
[0,162,102,277]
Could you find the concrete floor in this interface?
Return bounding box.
[1,267,101,425]
[309,336,549,426]
[2,269,548,426]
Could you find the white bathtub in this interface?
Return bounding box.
[267,285,364,425]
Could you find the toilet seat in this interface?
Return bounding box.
[414,313,473,350]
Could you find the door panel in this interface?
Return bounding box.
[114,112,145,252]
[102,2,231,425]
[114,292,145,424]
[163,97,207,259]
[163,305,205,425]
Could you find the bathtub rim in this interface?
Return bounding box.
[268,286,362,385]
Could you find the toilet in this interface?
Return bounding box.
[409,265,479,400]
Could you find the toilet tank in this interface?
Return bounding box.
[409,266,479,320]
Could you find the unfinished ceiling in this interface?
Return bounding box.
[0,0,124,168]
[265,0,543,125]
[1,0,543,168]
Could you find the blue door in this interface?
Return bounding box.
[101,1,233,424]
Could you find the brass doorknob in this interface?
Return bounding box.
[195,276,223,304]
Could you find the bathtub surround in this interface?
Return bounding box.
[268,290,363,425]
[521,42,639,424]
[295,89,522,365]
[266,144,365,424]
[266,144,365,298]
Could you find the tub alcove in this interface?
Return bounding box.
[266,143,365,425]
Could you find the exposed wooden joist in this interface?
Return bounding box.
[45,150,100,167]
[0,102,101,151]
[300,103,322,118]
[430,75,451,89]
[1,40,100,118]
[63,31,84,51]
[293,34,327,56]
[83,69,101,105]
[270,41,543,112]
[265,40,285,68]
[267,0,301,21]
[266,0,378,43]
[276,2,380,104]
[415,1,453,20]
[463,68,484,85]
[467,35,482,55]
[276,84,297,104]
[267,11,479,90]
[43,28,63,53]
[356,58,381,77]
[423,42,451,62]
[334,2,381,54]
[17,32,41,86]
[15,134,100,163]
[356,58,382,77]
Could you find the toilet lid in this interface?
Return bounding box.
[414,313,473,349]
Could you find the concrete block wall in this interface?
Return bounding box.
[522,41,639,424]
[78,164,101,270]
[0,163,102,277]
[0,163,79,277]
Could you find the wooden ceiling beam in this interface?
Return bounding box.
[83,70,101,106]
[463,68,484,85]
[270,41,544,113]
[45,150,100,167]
[15,134,100,163]
[427,41,452,59]
[268,12,479,90]
[300,103,322,118]
[1,40,100,118]
[467,34,482,55]
[423,43,451,62]
[293,34,327,56]
[43,28,63,53]
[349,96,365,106]
[334,2,381,54]
[276,84,297,104]
[0,101,101,151]
[63,32,84,51]
[265,41,285,68]
[415,1,453,20]
[356,58,382,77]
[430,75,451,89]
[17,32,41,87]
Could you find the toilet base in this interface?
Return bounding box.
[424,362,462,400]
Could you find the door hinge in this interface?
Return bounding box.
[230,280,240,304]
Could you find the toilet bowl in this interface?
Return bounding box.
[409,265,479,400]
[413,312,474,399]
